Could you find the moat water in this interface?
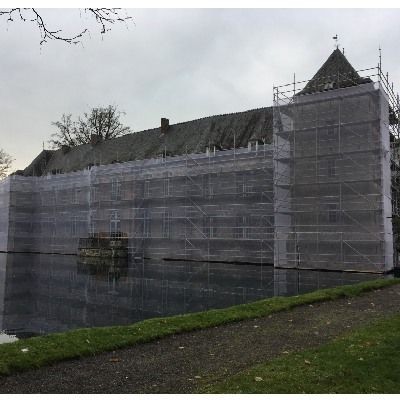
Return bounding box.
[0,253,389,342]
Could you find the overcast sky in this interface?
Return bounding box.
[1,8,400,170]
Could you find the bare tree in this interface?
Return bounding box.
[0,149,13,179]
[50,105,131,149]
[50,114,78,148]
[0,8,132,45]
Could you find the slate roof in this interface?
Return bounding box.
[22,150,56,177]
[24,107,273,176]
[297,48,372,95]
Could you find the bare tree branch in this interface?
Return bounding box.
[0,8,132,45]
[0,149,13,179]
[49,105,131,149]
[49,114,79,148]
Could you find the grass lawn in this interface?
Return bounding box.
[0,277,398,377]
[201,313,400,393]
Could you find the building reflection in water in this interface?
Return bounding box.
[0,253,384,337]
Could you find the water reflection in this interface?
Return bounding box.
[0,253,386,338]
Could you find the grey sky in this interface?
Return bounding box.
[1,8,400,170]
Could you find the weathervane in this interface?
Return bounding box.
[333,34,339,49]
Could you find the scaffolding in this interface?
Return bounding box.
[0,139,275,266]
[273,65,399,273]
[130,143,274,264]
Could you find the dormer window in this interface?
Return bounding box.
[323,81,334,90]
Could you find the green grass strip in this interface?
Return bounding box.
[0,277,399,376]
[202,313,400,393]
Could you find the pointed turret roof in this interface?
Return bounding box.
[297,48,371,95]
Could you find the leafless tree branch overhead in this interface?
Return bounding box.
[49,105,132,149]
[0,149,13,179]
[0,8,132,45]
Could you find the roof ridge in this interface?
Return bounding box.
[124,106,272,137]
[171,106,272,127]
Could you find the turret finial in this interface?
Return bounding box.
[332,34,339,49]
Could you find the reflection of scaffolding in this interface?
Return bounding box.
[274,267,380,297]
[0,252,380,336]
[273,65,399,273]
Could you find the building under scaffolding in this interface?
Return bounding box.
[0,48,398,273]
[1,144,274,265]
[274,49,399,273]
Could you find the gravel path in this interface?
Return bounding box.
[1,285,400,393]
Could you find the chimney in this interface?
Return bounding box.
[161,118,169,134]
[91,134,102,146]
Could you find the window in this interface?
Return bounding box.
[42,216,56,237]
[110,210,121,238]
[71,216,79,237]
[202,215,216,238]
[89,211,96,236]
[323,81,334,90]
[185,218,194,238]
[72,186,79,204]
[143,209,151,238]
[325,119,336,137]
[202,215,210,238]
[203,177,214,199]
[90,186,97,203]
[208,184,214,199]
[59,190,68,205]
[243,182,253,198]
[236,176,253,198]
[111,178,121,201]
[328,204,338,223]
[162,210,170,238]
[163,178,170,197]
[234,215,250,239]
[327,159,336,177]
[144,180,150,198]
[41,191,55,206]
[243,215,250,238]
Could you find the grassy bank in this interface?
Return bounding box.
[0,278,399,376]
[202,313,400,393]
